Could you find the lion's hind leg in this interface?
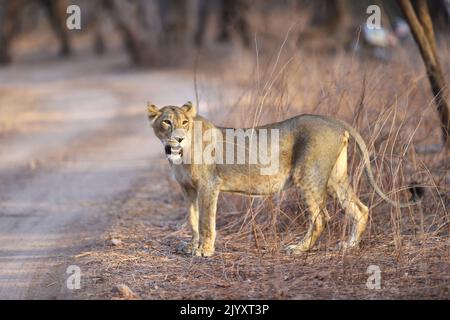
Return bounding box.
[334,183,369,248]
[328,143,369,249]
[285,188,329,254]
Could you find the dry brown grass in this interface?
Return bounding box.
[71,157,448,299]
[73,61,448,300]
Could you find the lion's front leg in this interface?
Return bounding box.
[188,200,199,249]
[194,188,219,257]
[177,188,199,255]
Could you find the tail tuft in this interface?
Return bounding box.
[408,181,425,203]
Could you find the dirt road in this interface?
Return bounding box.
[0,55,203,299]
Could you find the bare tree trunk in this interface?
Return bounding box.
[397,0,450,146]
[217,0,251,48]
[158,0,189,59]
[194,0,211,47]
[106,0,189,67]
[310,0,345,31]
[41,0,71,57]
[0,0,21,64]
[105,0,160,66]
[297,0,351,52]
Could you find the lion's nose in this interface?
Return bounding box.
[175,136,184,143]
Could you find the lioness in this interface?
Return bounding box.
[147,101,421,257]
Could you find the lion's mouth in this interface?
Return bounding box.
[165,145,183,159]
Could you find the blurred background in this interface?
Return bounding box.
[0,0,449,65]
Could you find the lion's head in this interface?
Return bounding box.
[147,101,196,163]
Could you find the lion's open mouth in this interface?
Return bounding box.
[165,145,183,159]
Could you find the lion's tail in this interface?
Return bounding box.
[321,116,423,208]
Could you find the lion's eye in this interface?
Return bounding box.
[162,119,172,127]
[182,120,189,126]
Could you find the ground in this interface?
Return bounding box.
[0,54,197,298]
[0,52,448,300]
[70,162,449,299]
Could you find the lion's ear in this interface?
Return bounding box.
[147,103,161,122]
[181,101,196,117]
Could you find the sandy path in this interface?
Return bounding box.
[0,56,205,299]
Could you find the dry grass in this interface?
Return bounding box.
[71,158,448,299]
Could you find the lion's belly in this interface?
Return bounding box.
[217,164,292,195]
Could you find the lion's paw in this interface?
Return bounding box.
[176,241,197,255]
[285,244,310,255]
[192,246,214,257]
[335,240,360,251]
